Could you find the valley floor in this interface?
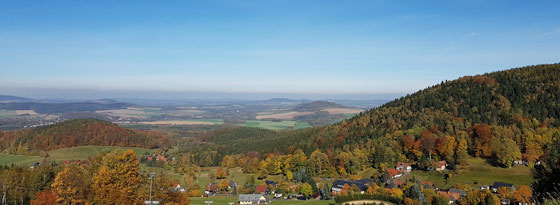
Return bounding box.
[189,196,333,205]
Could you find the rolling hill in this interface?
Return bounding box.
[0,95,33,102]
[0,118,171,155]
[293,100,348,112]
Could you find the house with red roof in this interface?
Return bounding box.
[396,162,412,173]
[435,160,447,171]
[205,184,219,196]
[421,181,434,188]
[156,155,168,162]
[393,179,405,188]
[255,184,269,194]
[387,168,402,178]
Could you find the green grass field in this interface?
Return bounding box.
[190,196,333,205]
[191,167,286,192]
[0,145,157,167]
[239,120,311,130]
[0,109,22,119]
[408,157,532,189]
[0,154,43,167]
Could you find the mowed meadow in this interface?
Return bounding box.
[0,145,157,167]
[408,157,533,189]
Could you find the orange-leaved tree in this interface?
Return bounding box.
[30,189,58,205]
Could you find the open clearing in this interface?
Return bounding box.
[0,145,157,166]
[256,111,314,120]
[239,120,311,130]
[97,107,153,119]
[322,108,362,114]
[0,109,19,118]
[15,110,38,115]
[192,167,286,192]
[0,154,43,167]
[408,157,532,189]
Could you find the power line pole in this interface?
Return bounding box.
[149,172,155,205]
[2,184,6,205]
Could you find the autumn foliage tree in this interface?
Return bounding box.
[512,185,532,204]
[219,180,229,191]
[299,183,313,199]
[216,167,227,179]
[470,124,495,157]
[30,189,58,205]
[51,166,90,204]
[92,149,140,204]
[455,139,469,165]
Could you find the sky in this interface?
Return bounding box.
[1,0,559,100]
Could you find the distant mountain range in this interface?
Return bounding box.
[294,100,347,112]
[0,95,34,102]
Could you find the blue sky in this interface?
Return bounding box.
[1,0,559,99]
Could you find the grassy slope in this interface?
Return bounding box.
[192,167,285,192]
[0,154,43,166]
[0,145,157,166]
[408,157,532,189]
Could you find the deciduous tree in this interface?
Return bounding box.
[92,149,140,204]
[51,166,90,204]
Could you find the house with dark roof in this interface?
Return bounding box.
[265,180,276,187]
[437,188,466,203]
[239,194,268,205]
[331,179,373,194]
[229,181,238,189]
[492,182,516,192]
[448,188,467,196]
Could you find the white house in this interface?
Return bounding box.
[239,194,268,205]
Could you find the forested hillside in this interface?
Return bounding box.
[180,64,560,182]
[0,119,171,154]
[206,64,560,156]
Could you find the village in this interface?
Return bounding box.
[19,149,532,205]
[174,159,527,204]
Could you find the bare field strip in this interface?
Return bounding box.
[15,110,38,115]
[97,108,147,115]
[322,108,362,114]
[138,120,216,125]
[256,111,314,120]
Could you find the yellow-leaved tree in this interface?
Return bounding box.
[51,165,90,204]
[92,149,140,204]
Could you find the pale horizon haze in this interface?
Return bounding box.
[1,0,559,100]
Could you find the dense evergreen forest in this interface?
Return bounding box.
[0,119,172,154]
